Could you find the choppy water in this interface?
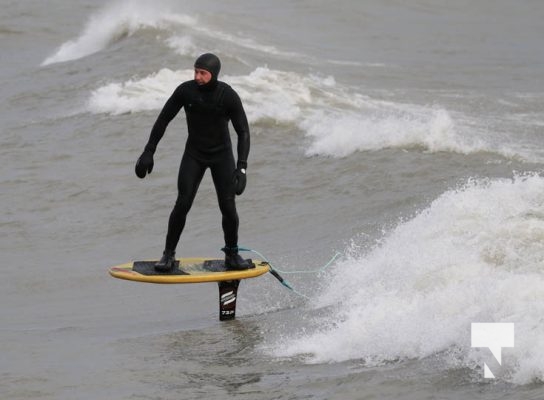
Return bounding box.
[2,1,544,399]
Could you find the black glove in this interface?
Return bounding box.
[135,150,154,179]
[232,161,247,195]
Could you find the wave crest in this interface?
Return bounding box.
[87,66,497,158]
[41,1,195,66]
[273,173,544,384]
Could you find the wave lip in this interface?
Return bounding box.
[272,174,544,384]
[41,1,196,66]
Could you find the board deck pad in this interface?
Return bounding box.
[131,259,254,275]
[132,261,186,275]
[203,259,254,272]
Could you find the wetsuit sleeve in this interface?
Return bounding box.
[226,88,250,168]
[144,85,184,153]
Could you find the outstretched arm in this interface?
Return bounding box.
[135,85,184,179]
[144,85,184,153]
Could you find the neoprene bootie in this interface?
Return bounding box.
[223,247,251,270]
[155,249,176,272]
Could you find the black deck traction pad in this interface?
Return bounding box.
[132,259,255,276]
[203,259,255,272]
[132,261,187,275]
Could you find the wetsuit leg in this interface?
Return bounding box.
[210,152,238,248]
[164,152,206,251]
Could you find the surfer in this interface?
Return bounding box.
[135,53,251,272]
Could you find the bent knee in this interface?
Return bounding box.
[218,196,236,214]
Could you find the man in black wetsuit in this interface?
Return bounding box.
[135,53,251,272]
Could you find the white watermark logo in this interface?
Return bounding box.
[471,323,515,378]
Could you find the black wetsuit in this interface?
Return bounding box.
[145,79,250,252]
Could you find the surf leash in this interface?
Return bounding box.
[238,247,342,299]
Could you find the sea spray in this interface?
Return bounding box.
[41,0,292,66]
[41,1,195,66]
[272,174,544,384]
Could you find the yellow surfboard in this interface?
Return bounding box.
[109,257,270,284]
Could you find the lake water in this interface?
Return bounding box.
[2,1,544,398]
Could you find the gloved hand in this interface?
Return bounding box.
[232,162,247,195]
[135,150,154,179]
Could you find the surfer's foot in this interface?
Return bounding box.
[154,249,176,272]
[223,247,251,270]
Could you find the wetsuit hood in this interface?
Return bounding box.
[194,53,221,80]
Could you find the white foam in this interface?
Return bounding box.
[271,173,544,384]
[165,35,198,58]
[87,68,192,115]
[87,67,335,119]
[224,68,326,124]
[86,66,539,161]
[41,0,196,66]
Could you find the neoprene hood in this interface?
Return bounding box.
[194,53,221,80]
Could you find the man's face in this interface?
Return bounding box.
[194,68,212,85]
